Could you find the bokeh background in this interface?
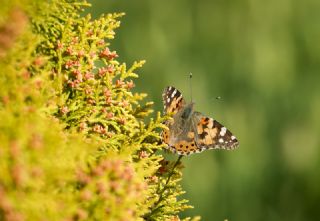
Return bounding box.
[89,1,320,220]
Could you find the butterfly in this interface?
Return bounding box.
[161,86,239,155]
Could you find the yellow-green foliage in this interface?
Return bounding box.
[0,0,200,220]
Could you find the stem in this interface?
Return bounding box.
[163,155,183,187]
[144,155,183,219]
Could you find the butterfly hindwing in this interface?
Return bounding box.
[192,112,239,150]
[163,111,200,155]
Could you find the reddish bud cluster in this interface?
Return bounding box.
[89,51,96,59]
[34,79,43,89]
[97,39,105,46]
[87,98,95,105]
[105,112,114,119]
[79,122,88,131]
[98,65,114,77]
[21,71,30,80]
[76,168,92,185]
[56,40,63,50]
[0,188,24,221]
[2,95,10,106]
[126,80,135,90]
[60,106,69,115]
[98,67,107,77]
[72,70,83,82]
[148,176,158,183]
[138,151,149,159]
[74,158,148,220]
[118,100,129,108]
[33,57,45,67]
[86,29,94,37]
[29,133,43,150]
[65,60,80,69]
[66,46,73,55]
[99,47,118,60]
[0,8,27,58]
[117,117,126,125]
[93,124,107,134]
[105,97,113,104]
[68,80,80,88]
[72,37,79,44]
[9,141,20,160]
[65,60,74,69]
[122,166,135,181]
[116,79,124,88]
[80,190,92,202]
[30,167,43,178]
[77,50,85,58]
[104,88,112,97]
[84,72,94,80]
[107,65,114,73]
[73,209,88,221]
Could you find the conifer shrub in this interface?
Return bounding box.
[0,1,200,220]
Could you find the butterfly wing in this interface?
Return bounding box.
[162,86,192,154]
[163,115,200,155]
[162,86,186,115]
[191,112,239,150]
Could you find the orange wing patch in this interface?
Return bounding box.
[196,116,239,150]
[187,132,194,139]
[166,95,184,115]
[162,129,199,155]
[162,129,170,144]
[171,140,198,155]
[196,117,219,147]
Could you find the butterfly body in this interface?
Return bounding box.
[162,86,239,155]
[180,103,194,119]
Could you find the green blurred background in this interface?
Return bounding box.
[89,1,320,220]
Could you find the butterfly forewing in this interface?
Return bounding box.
[162,86,186,115]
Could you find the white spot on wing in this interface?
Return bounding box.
[167,98,170,103]
[220,127,227,136]
[219,138,224,143]
[171,89,177,98]
[231,135,236,140]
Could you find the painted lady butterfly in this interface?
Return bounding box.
[162,86,239,155]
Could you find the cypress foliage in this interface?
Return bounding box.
[0,1,201,220]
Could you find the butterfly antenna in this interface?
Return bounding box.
[189,72,193,102]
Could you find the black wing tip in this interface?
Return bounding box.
[163,86,177,92]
